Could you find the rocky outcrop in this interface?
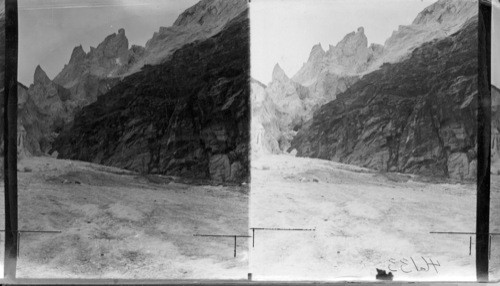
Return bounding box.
[54,29,129,87]
[251,79,281,156]
[371,0,477,72]
[292,0,476,87]
[52,29,129,107]
[267,65,309,131]
[54,10,250,183]
[290,18,478,180]
[126,0,248,75]
[53,0,248,83]
[257,0,477,158]
[30,66,68,117]
[15,0,248,159]
[19,67,72,155]
[292,27,373,86]
[17,84,43,157]
[260,33,364,153]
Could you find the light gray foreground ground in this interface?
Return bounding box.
[1,156,248,279]
[250,154,499,281]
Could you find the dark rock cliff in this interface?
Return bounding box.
[290,18,478,180]
[53,10,250,183]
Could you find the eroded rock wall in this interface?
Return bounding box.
[54,11,250,183]
[291,19,478,181]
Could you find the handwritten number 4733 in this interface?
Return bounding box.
[388,257,441,274]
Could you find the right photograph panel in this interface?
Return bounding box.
[250,0,481,281]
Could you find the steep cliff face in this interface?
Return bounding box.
[258,0,477,157]
[53,0,248,84]
[291,0,476,90]
[16,0,247,159]
[291,18,478,180]
[53,30,128,105]
[54,29,129,88]
[54,10,250,183]
[375,0,477,72]
[17,83,46,157]
[251,79,282,155]
[267,65,309,131]
[127,0,247,75]
[30,66,69,119]
[17,67,71,155]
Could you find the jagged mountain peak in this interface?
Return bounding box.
[272,63,289,82]
[412,0,476,26]
[379,0,476,71]
[331,26,368,54]
[339,27,366,43]
[54,10,250,182]
[53,28,132,88]
[311,43,324,52]
[130,0,247,76]
[173,0,247,27]
[291,26,371,85]
[34,65,51,84]
[308,43,326,62]
[291,18,478,180]
[69,45,86,64]
[94,28,129,59]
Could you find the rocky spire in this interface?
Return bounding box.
[96,28,129,59]
[69,45,86,64]
[307,43,325,62]
[33,65,51,85]
[272,63,289,82]
[331,27,368,57]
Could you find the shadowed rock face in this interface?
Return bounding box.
[257,0,476,157]
[15,0,247,159]
[16,29,124,156]
[54,10,250,183]
[251,79,283,156]
[130,0,248,75]
[291,18,478,180]
[17,65,119,156]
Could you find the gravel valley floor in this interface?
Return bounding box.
[1,156,249,279]
[0,154,498,281]
[250,154,499,281]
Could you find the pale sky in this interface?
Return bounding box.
[18,0,198,85]
[251,0,437,84]
[493,0,500,88]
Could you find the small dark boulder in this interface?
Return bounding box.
[375,268,393,281]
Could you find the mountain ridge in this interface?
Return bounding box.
[53,9,250,183]
[16,0,247,157]
[290,17,478,180]
[254,0,477,157]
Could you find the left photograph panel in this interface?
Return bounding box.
[13,0,250,279]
